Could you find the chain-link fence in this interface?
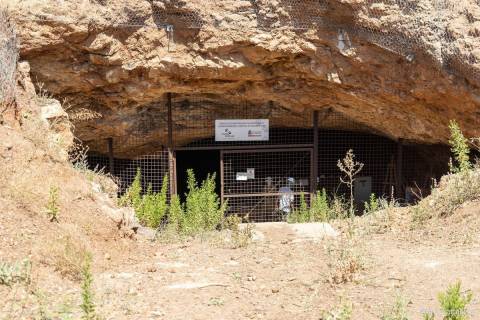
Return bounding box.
[0,8,17,107]
[84,101,450,221]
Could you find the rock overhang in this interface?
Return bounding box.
[9,0,480,155]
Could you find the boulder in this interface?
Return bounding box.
[290,223,339,240]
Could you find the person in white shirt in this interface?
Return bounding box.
[279,177,295,217]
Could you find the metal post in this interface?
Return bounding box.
[396,138,404,199]
[169,150,177,196]
[167,92,177,196]
[220,150,224,206]
[107,137,114,175]
[167,92,173,149]
[310,111,319,204]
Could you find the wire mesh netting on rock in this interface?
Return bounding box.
[355,0,480,84]
[19,0,478,86]
[0,8,17,107]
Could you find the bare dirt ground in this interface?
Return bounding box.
[3,205,480,319]
[87,218,480,320]
[1,123,480,319]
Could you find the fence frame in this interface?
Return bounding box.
[93,91,414,220]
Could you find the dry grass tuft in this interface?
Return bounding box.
[68,107,103,123]
[411,169,480,227]
[327,237,365,284]
[40,231,91,282]
[20,109,66,161]
[69,141,119,198]
[223,215,254,249]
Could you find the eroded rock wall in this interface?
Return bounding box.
[8,0,480,155]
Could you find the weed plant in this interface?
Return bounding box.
[80,254,97,320]
[0,259,31,286]
[46,186,59,222]
[337,149,364,217]
[448,120,471,173]
[183,169,226,234]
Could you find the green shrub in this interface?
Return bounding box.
[322,302,352,320]
[46,186,60,222]
[438,281,472,320]
[364,193,379,215]
[80,254,97,320]
[120,170,169,229]
[183,169,226,234]
[412,122,479,221]
[167,194,184,233]
[288,189,346,223]
[411,205,431,227]
[381,295,409,320]
[119,169,227,235]
[378,189,400,211]
[288,192,311,223]
[136,175,169,228]
[118,168,142,210]
[423,312,435,320]
[310,188,331,221]
[449,120,471,173]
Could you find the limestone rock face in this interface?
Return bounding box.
[39,98,74,154]
[9,0,480,156]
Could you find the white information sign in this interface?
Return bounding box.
[236,172,248,181]
[215,119,269,141]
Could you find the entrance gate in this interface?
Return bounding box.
[221,148,313,222]
[168,94,318,222]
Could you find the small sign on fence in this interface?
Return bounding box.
[215,119,269,141]
[246,168,255,179]
[236,172,248,181]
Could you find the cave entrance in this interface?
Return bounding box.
[82,93,451,222]
[175,150,221,203]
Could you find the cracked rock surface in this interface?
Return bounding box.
[11,0,480,155]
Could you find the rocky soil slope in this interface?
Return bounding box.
[7,0,480,155]
[0,55,148,317]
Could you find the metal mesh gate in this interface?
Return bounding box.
[221,148,312,222]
